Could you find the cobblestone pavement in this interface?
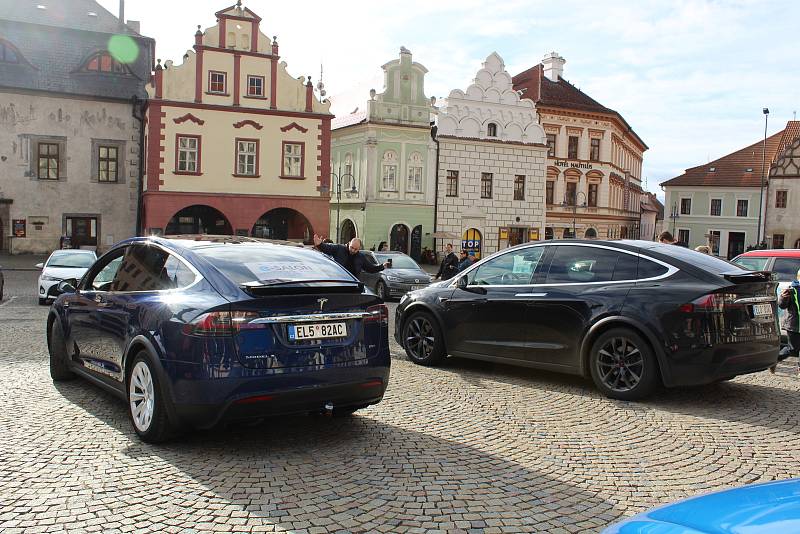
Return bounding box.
[2,269,800,533]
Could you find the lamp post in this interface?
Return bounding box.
[757,107,769,247]
[669,202,679,236]
[331,168,356,243]
[561,190,586,238]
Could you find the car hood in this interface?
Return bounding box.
[604,479,800,534]
[385,269,430,282]
[42,267,90,280]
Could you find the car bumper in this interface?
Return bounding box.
[39,279,60,299]
[386,282,430,297]
[663,339,780,387]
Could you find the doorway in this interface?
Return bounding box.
[727,232,745,259]
[390,224,410,253]
[65,216,98,249]
[508,227,528,247]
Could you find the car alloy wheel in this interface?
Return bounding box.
[403,312,445,365]
[129,361,155,433]
[376,281,387,300]
[596,336,644,392]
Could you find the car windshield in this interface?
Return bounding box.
[195,244,355,285]
[46,252,96,268]
[772,258,800,281]
[732,257,770,272]
[376,254,419,270]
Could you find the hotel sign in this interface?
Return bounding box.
[555,160,593,170]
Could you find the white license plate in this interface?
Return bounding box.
[410,285,425,291]
[752,303,772,317]
[289,322,347,340]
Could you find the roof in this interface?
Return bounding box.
[157,235,303,248]
[0,1,152,100]
[332,110,368,130]
[512,64,647,150]
[661,129,788,188]
[735,249,800,258]
[777,121,800,155]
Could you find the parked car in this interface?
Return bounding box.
[395,239,780,400]
[603,478,800,533]
[47,235,390,442]
[732,249,800,337]
[36,249,97,305]
[359,251,431,300]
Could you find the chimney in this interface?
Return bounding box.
[118,0,125,28]
[542,51,565,82]
[127,20,140,33]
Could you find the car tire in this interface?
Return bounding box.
[376,280,388,300]
[49,319,75,381]
[589,328,660,401]
[127,351,175,443]
[402,311,446,366]
[39,298,48,306]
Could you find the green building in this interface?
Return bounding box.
[329,47,436,259]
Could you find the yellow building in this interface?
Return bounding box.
[142,2,331,242]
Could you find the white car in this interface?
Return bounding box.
[36,250,97,305]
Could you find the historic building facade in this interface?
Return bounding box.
[512,53,648,240]
[329,47,436,258]
[0,1,153,253]
[660,124,800,258]
[142,3,331,242]
[435,52,547,258]
[766,121,800,250]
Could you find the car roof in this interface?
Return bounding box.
[736,249,800,258]
[51,249,96,254]
[125,234,304,251]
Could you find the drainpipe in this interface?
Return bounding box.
[131,95,145,235]
[431,124,440,258]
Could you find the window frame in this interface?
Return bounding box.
[680,197,691,215]
[481,172,493,199]
[487,123,498,137]
[208,70,228,94]
[446,170,459,197]
[588,183,598,207]
[513,175,525,201]
[565,181,577,205]
[466,245,546,287]
[82,51,128,74]
[546,134,556,158]
[97,145,119,183]
[589,138,600,162]
[736,199,749,217]
[37,142,60,180]
[546,181,554,205]
[772,234,785,249]
[280,141,305,179]
[677,228,690,245]
[710,198,722,217]
[407,165,423,193]
[175,134,202,175]
[567,135,579,159]
[235,137,260,177]
[246,75,265,97]
[776,190,788,209]
[0,39,21,64]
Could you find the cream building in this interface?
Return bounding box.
[766,121,800,249]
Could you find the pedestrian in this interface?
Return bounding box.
[313,234,390,277]
[457,249,471,273]
[378,241,389,252]
[694,245,711,254]
[435,243,459,280]
[773,268,800,373]
[658,231,677,245]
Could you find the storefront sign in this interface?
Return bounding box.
[12,219,26,238]
[555,160,593,170]
[529,228,540,241]
[499,227,509,240]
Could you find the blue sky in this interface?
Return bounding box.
[102,0,800,198]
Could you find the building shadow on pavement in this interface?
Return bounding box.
[53,380,624,532]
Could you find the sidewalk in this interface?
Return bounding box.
[0,253,48,271]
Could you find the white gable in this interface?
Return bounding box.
[438,52,546,144]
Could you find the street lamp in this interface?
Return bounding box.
[669,202,680,235]
[561,190,586,238]
[331,168,356,243]
[757,107,769,247]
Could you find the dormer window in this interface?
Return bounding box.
[0,39,21,64]
[708,166,716,172]
[746,167,753,172]
[487,123,498,137]
[83,52,128,74]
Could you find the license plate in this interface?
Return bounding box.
[410,285,424,291]
[752,303,772,317]
[288,322,347,340]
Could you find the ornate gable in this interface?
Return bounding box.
[771,137,800,178]
[366,47,433,126]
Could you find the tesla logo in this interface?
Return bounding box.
[317,298,328,311]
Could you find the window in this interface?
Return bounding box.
[776,190,788,209]
[88,253,124,291]
[236,139,258,176]
[709,230,721,255]
[83,52,127,74]
[209,71,227,94]
[545,227,554,240]
[546,134,556,157]
[343,153,353,191]
[481,172,493,199]
[565,181,577,205]
[247,75,264,97]
[638,258,669,279]
[381,151,397,190]
[737,199,749,217]
[469,247,544,286]
[545,246,625,284]
[568,136,579,159]
[161,255,198,289]
[588,183,598,207]
[710,198,722,216]
[98,145,118,182]
[282,142,303,177]
[176,136,200,173]
[773,258,800,281]
[546,181,554,205]
[487,123,497,137]
[37,142,59,179]
[111,245,171,292]
[590,138,600,161]
[0,39,20,63]
[612,254,639,281]
[677,229,689,245]
[407,152,423,192]
[513,175,525,200]
[773,234,785,249]
[446,170,458,197]
[680,198,691,215]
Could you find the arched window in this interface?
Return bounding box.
[381,150,397,191]
[407,152,423,192]
[342,153,353,191]
[0,38,22,64]
[487,122,498,137]
[83,52,128,74]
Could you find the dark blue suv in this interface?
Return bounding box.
[47,236,390,442]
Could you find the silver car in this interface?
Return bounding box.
[359,252,431,300]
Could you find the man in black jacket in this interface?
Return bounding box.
[778,269,800,362]
[313,234,389,277]
[435,243,459,280]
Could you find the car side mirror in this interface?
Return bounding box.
[57,279,78,294]
[456,275,468,289]
[35,263,44,269]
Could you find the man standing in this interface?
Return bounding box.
[778,268,800,365]
[457,249,471,273]
[313,234,389,277]
[435,243,459,280]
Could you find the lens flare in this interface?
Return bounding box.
[108,34,139,64]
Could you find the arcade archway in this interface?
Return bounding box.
[251,208,313,244]
[165,205,232,235]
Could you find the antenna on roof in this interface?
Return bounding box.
[794,110,797,120]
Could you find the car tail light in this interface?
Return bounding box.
[364,304,389,325]
[679,292,738,313]
[184,310,261,336]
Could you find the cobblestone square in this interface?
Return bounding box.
[2,269,799,533]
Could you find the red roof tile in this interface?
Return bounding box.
[777,121,800,155]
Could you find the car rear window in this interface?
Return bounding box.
[773,258,800,281]
[375,254,419,269]
[195,244,355,285]
[732,256,770,271]
[645,243,742,274]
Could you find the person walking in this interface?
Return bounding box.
[457,249,471,273]
[435,243,459,280]
[658,231,677,245]
[775,268,800,372]
[313,234,389,277]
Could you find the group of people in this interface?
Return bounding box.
[434,243,476,281]
[658,230,713,254]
